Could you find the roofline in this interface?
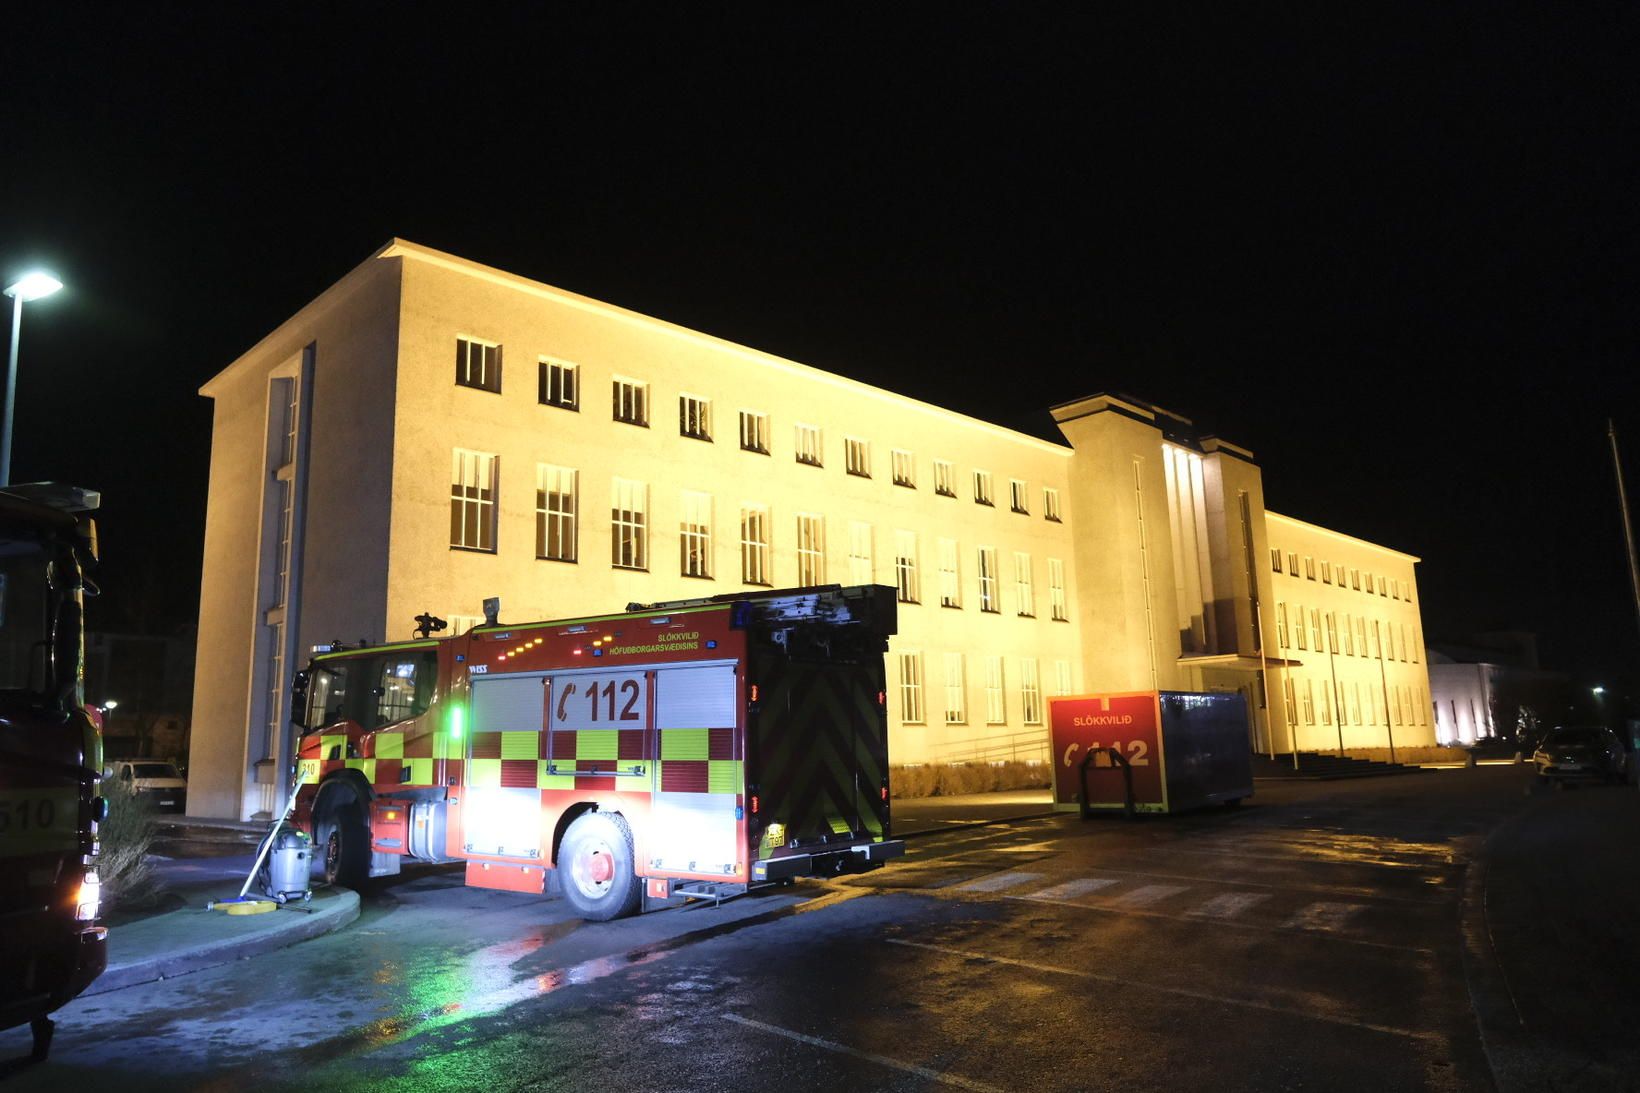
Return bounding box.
[1265,510,1422,563]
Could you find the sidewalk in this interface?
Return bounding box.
[892,788,1056,836]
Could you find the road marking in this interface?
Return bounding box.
[1027,878,1120,901]
[1107,883,1189,908]
[1190,892,1270,918]
[1148,845,1461,872]
[886,939,1441,1044]
[722,1013,1007,1092]
[1047,863,1444,905]
[1285,901,1364,932]
[957,871,1043,893]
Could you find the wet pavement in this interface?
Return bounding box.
[2,767,1634,1091]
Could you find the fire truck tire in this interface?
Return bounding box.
[323,801,370,889]
[559,811,641,921]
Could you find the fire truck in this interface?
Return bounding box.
[290,584,904,920]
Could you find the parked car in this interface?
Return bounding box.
[105,760,188,812]
[1531,727,1628,785]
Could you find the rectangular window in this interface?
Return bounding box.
[977,547,999,612]
[845,436,871,477]
[1048,558,1068,621]
[898,652,925,724]
[740,505,770,585]
[943,652,966,724]
[1320,685,1332,726]
[892,449,916,488]
[1411,628,1420,663]
[456,337,501,393]
[1293,604,1307,650]
[613,378,648,426]
[973,470,994,506]
[1288,552,1300,576]
[535,464,577,562]
[1009,479,1029,514]
[1351,682,1362,725]
[1351,568,1360,590]
[894,529,920,604]
[1304,556,1316,580]
[1277,602,1290,647]
[1302,680,1315,725]
[679,394,712,441]
[1321,561,1333,584]
[796,513,826,585]
[1043,487,1062,522]
[538,358,578,409]
[984,656,1005,724]
[1326,612,1338,654]
[1342,613,1354,655]
[848,521,874,584]
[934,460,956,498]
[450,449,497,552]
[1271,549,1283,573]
[1310,608,1322,650]
[680,491,713,578]
[611,478,647,569]
[739,410,769,454]
[1357,617,1368,656]
[1378,575,1388,597]
[938,538,961,608]
[1020,658,1043,725]
[1283,678,1297,722]
[1053,660,1072,697]
[795,423,822,466]
[1013,552,1035,617]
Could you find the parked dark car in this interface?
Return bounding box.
[1532,727,1628,785]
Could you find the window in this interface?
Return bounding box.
[1325,612,1338,654]
[984,656,1005,724]
[1277,603,1290,647]
[898,652,925,724]
[978,547,999,613]
[1351,682,1362,725]
[1043,487,1062,522]
[538,358,578,409]
[1356,617,1367,657]
[611,478,647,569]
[450,449,497,552]
[613,378,648,426]
[679,394,712,441]
[934,460,956,498]
[1293,604,1307,650]
[943,652,966,724]
[1342,613,1354,655]
[845,437,871,478]
[373,651,438,728]
[740,505,770,585]
[1321,561,1333,584]
[795,423,822,466]
[892,449,916,488]
[1020,658,1043,725]
[1282,678,1297,722]
[796,513,826,585]
[848,521,874,584]
[1320,685,1332,726]
[1310,608,1322,651]
[1271,549,1283,573]
[535,464,577,562]
[1048,558,1068,621]
[456,337,501,393]
[1304,556,1316,580]
[1053,660,1072,697]
[739,410,769,454]
[680,491,713,578]
[1378,576,1387,597]
[1287,552,1299,575]
[1013,552,1035,617]
[1411,628,1420,663]
[973,470,994,506]
[1302,680,1315,725]
[1009,479,1029,514]
[1390,579,1400,601]
[1350,568,1360,590]
[938,538,961,608]
[894,530,920,604]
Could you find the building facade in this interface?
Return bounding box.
[189,241,1434,819]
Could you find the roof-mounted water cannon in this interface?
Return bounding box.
[413,612,448,639]
[483,597,500,627]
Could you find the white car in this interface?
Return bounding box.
[106,761,188,813]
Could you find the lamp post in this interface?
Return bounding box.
[2,272,65,487]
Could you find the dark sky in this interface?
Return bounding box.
[3,9,1637,690]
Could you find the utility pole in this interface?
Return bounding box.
[1376,618,1397,765]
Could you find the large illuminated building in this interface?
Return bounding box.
[189,241,1434,819]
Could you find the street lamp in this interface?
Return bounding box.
[2,271,65,487]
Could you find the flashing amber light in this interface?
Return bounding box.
[750,795,759,815]
[385,810,399,820]
[880,786,889,802]
[749,684,759,703]
[876,690,887,707]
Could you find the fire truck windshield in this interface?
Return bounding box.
[0,539,62,702]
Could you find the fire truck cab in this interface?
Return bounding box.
[290,584,903,919]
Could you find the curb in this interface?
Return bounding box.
[898,810,1059,839]
[88,887,360,995]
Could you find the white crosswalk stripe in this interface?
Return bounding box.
[958,871,1043,893]
[1107,883,1190,908]
[1027,878,1121,901]
[1190,892,1271,919]
[1284,901,1364,932]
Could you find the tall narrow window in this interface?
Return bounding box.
[1271,549,1283,573]
[1283,678,1297,721]
[739,410,769,454]
[1320,686,1332,725]
[1342,613,1355,655]
[451,449,497,552]
[943,652,966,724]
[680,491,713,578]
[1048,558,1068,621]
[1009,479,1029,514]
[973,470,994,506]
[1288,552,1299,575]
[1043,487,1061,522]
[938,538,961,607]
[1321,560,1333,584]
[1020,658,1043,725]
[535,464,577,562]
[984,656,1005,724]
[1304,556,1316,580]
[1053,660,1072,696]
[978,547,999,613]
[679,394,712,441]
[740,505,770,585]
[845,437,871,477]
[898,652,925,724]
[613,378,648,426]
[1293,604,1307,650]
[1302,680,1315,725]
[611,478,647,569]
[538,358,578,409]
[1013,552,1035,617]
[456,337,501,393]
[934,459,956,498]
[795,423,822,466]
[848,521,874,584]
[796,513,826,585]
[892,449,916,488]
[894,530,920,604]
[1310,608,1322,650]
[1277,603,1290,647]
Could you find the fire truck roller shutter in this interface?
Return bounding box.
[650,663,740,876]
[465,673,549,859]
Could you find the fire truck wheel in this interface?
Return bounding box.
[323,802,370,889]
[560,811,641,921]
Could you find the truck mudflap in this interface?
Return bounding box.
[752,838,905,883]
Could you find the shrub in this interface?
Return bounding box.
[890,760,1051,800]
[97,777,157,908]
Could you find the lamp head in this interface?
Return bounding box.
[3,272,64,302]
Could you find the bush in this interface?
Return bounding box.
[97,777,157,909]
[890,761,1051,800]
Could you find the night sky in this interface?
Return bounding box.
[3,9,1637,695]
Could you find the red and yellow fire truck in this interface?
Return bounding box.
[290,584,903,919]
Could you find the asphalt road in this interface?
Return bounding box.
[2,766,1634,1092]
